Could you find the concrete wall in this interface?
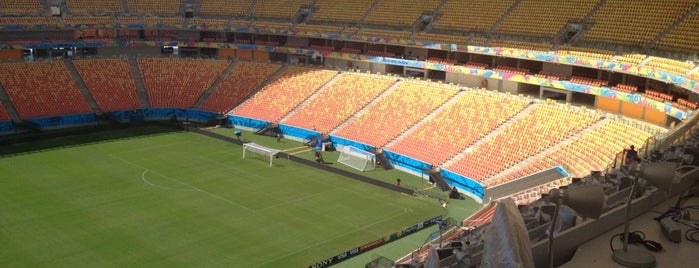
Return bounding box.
[542,62,573,77]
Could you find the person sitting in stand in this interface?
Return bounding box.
[625,145,640,164]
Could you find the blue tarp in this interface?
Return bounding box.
[0,121,14,133]
[329,135,374,152]
[24,113,97,129]
[141,108,217,122]
[228,115,269,130]
[440,168,485,199]
[383,150,432,175]
[279,124,319,141]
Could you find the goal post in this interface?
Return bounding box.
[337,145,376,171]
[242,142,281,166]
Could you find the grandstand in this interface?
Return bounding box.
[200,61,282,113]
[281,72,395,133]
[138,58,230,108]
[73,59,141,111]
[1,0,699,266]
[231,66,337,123]
[0,61,91,119]
[332,80,458,148]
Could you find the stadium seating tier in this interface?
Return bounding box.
[200,61,282,113]
[73,59,141,111]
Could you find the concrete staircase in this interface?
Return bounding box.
[0,83,21,122]
[442,102,536,167]
[645,3,699,50]
[385,89,466,148]
[128,58,150,108]
[192,60,238,109]
[487,0,522,34]
[582,0,608,22]
[229,64,288,114]
[121,0,129,13]
[485,117,608,185]
[278,71,342,122]
[358,0,382,25]
[330,79,401,134]
[64,59,101,114]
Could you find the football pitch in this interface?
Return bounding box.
[0,126,450,267]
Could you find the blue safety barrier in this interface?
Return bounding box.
[24,113,97,129]
[279,124,319,141]
[0,121,14,133]
[382,150,432,175]
[440,168,485,199]
[227,115,269,129]
[328,135,374,152]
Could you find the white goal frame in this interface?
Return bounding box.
[242,142,281,166]
[337,145,376,171]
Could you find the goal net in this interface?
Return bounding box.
[337,146,376,171]
[242,142,280,166]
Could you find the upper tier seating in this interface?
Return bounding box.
[65,0,124,14]
[445,104,599,181]
[0,0,43,15]
[412,32,469,44]
[556,46,616,61]
[359,28,412,40]
[231,66,337,122]
[489,120,653,186]
[435,0,515,32]
[489,39,553,53]
[0,61,91,118]
[387,90,529,166]
[250,0,314,20]
[282,72,396,133]
[363,0,442,27]
[126,0,182,15]
[312,0,374,23]
[583,0,695,47]
[295,24,345,35]
[495,0,596,37]
[656,11,699,53]
[332,80,458,148]
[200,61,281,113]
[0,17,59,26]
[72,59,141,112]
[199,0,253,17]
[644,57,695,75]
[138,58,230,108]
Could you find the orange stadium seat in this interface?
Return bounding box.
[434,0,515,32]
[199,0,253,17]
[583,0,695,47]
[312,0,374,23]
[200,61,282,113]
[250,0,314,20]
[126,0,182,15]
[232,66,338,122]
[65,0,124,14]
[656,11,699,52]
[387,90,529,166]
[494,0,597,38]
[332,80,458,148]
[0,104,10,121]
[0,61,92,118]
[138,58,231,108]
[363,0,442,27]
[445,104,599,182]
[0,0,43,15]
[73,59,142,112]
[282,72,395,133]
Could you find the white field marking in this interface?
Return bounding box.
[254,209,408,268]
[140,170,196,191]
[109,154,256,213]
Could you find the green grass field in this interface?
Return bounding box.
[0,126,469,267]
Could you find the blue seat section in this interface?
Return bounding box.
[279,124,319,141]
[227,115,269,130]
[24,113,97,129]
[383,150,431,175]
[0,121,14,133]
[440,168,484,200]
[329,135,374,152]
